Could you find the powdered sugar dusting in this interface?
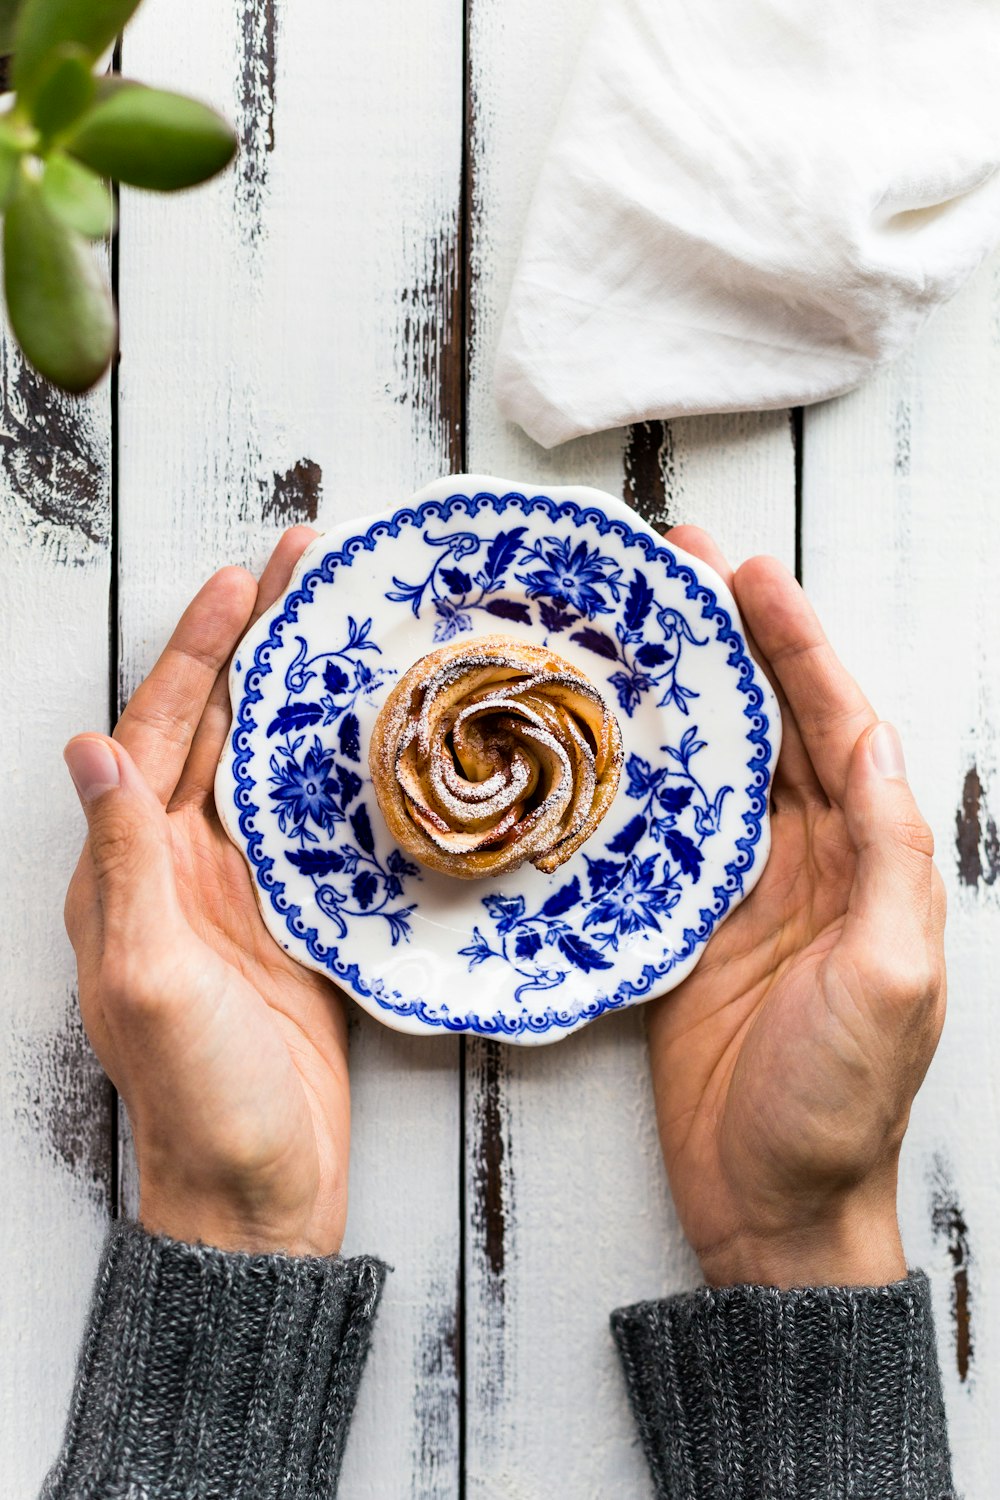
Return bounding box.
[368,634,623,877]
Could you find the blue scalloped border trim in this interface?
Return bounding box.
[229,489,774,1037]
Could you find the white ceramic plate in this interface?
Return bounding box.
[216,475,780,1044]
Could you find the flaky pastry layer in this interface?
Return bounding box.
[368,634,623,878]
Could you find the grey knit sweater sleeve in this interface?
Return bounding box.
[41,1221,387,1500]
[612,1271,955,1499]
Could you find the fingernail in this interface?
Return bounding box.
[64,738,120,803]
[870,722,907,781]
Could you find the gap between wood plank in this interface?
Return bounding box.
[109,35,124,1223]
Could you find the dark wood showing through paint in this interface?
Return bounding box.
[956,764,1000,888]
[398,224,464,476]
[1,354,108,553]
[623,419,675,532]
[237,0,278,239]
[931,1156,974,1383]
[264,458,323,524]
[472,1042,508,1287]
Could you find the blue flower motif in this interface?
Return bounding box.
[583,854,681,938]
[518,537,622,619]
[269,737,339,834]
[459,927,495,967]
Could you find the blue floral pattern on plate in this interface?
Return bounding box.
[215,477,780,1045]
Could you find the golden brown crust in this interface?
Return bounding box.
[368,634,623,879]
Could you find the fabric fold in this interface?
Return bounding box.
[495,0,1000,448]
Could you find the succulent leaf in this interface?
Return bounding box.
[3,172,115,390]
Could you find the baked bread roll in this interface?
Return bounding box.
[369,634,623,878]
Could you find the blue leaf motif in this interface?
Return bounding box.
[557,932,613,973]
[624,570,655,634]
[286,848,345,876]
[386,907,415,946]
[336,765,362,806]
[663,829,703,878]
[483,597,532,625]
[480,526,528,587]
[433,599,473,641]
[635,642,671,669]
[385,577,426,614]
[267,702,324,738]
[609,670,650,717]
[541,876,582,918]
[514,931,543,961]
[387,848,420,877]
[658,784,694,813]
[338,713,360,762]
[570,627,619,662]
[625,754,661,799]
[352,871,379,909]
[350,804,375,856]
[483,893,526,933]
[607,814,646,856]
[323,660,350,695]
[441,566,472,595]
[585,856,623,896]
[539,601,579,634]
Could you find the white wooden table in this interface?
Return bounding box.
[3,0,999,1493]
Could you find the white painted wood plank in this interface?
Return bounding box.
[464,1,796,1493]
[117,1,464,1492]
[802,250,1000,1498]
[0,351,113,1492]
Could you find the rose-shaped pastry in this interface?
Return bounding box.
[369,634,623,878]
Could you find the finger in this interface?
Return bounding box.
[64,736,184,970]
[251,525,321,626]
[114,567,258,805]
[665,524,734,586]
[734,555,875,806]
[668,527,821,805]
[171,526,319,811]
[840,722,944,1009]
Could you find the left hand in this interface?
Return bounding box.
[63,527,351,1257]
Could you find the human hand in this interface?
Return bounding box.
[63,528,350,1257]
[646,530,946,1290]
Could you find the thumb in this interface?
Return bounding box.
[841,721,940,980]
[64,735,180,951]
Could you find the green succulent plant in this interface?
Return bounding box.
[0,0,236,392]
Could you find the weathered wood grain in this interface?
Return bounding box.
[117,0,464,1493]
[0,337,113,1492]
[801,250,1000,1495]
[463,0,796,1492]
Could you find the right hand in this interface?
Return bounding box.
[63,528,351,1258]
[646,530,947,1289]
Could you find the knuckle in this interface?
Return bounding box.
[99,946,162,1015]
[63,853,95,947]
[895,813,935,860]
[90,810,143,881]
[873,949,941,1010]
[63,878,82,944]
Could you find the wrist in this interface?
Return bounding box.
[139,1190,338,1258]
[697,1212,907,1291]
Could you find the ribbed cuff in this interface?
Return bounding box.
[611,1271,955,1500]
[42,1221,387,1500]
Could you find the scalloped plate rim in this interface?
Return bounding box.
[215,474,781,1045]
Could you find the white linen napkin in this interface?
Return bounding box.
[494,0,1000,449]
